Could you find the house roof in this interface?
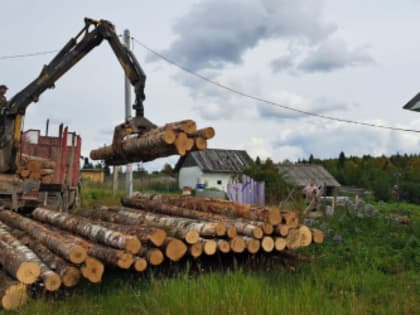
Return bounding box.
[175,149,252,173]
[277,163,341,187]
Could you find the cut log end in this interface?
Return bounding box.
[215,223,226,237]
[286,229,301,249]
[117,252,134,269]
[276,224,289,237]
[134,258,148,272]
[226,226,237,239]
[189,242,203,258]
[125,237,142,254]
[217,240,231,254]
[262,223,274,235]
[261,236,275,253]
[185,230,200,245]
[162,129,177,144]
[252,227,264,239]
[246,238,261,255]
[81,257,105,284]
[1,283,28,310]
[69,246,88,264]
[16,262,41,284]
[194,137,207,150]
[230,237,246,254]
[149,229,167,247]
[312,229,325,244]
[62,267,81,288]
[165,238,187,262]
[147,248,165,266]
[268,209,282,225]
[299,225,312,247]
[43,271,62,292]
[203,239,217,256]
[274,237,286,252]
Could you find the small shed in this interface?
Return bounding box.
[175,149,252,192]
[277,163,340,196]
[80,169,105,184]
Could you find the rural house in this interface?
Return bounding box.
[277,163,341,196]
[175,149,253,192]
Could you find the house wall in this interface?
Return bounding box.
[178,166,203,189]
[81,170,104,184]
[202,173,232,192]
[178,167,233,192]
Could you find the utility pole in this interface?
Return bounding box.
[124,29,133,198]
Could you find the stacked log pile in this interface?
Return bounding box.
[16,154,56,184]
[90,120,215,165]
[0,194,323,310]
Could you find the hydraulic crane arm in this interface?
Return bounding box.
[0,18,154,173]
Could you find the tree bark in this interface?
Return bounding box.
[32,207,141,254]
[0,270,28,310]
[0,210,87,264]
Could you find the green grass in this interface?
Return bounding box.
[2,193,419,315]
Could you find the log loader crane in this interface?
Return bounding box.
[0,18,156,210]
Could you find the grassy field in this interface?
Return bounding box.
[2,185,419,315]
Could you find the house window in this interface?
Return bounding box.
[217,180,222,185]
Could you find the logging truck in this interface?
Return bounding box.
[0,18,157,211]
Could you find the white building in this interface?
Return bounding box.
[175,149,252,192]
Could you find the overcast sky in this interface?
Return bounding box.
[2,0,420,170]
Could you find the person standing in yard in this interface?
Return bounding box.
[302,179,320,215]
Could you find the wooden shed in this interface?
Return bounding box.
[277,163,341,196]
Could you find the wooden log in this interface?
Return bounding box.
[7,229,80,288]
[133,257,148,272]
[32,207,141,254]
[201,239,217,256]
[274,237,287,251]
[90,128,181,164]
[229,237,246,254]
[137,193,282,225]
[261,236,275,253]
[311,228,324,244]
[299,225,312,247]
[0,225,41,285]
[163,237,187,262]
[281,211,299,228]
[81,256,104,284]
[242,237,261,254]
[85,206,226,239]
[120,198,236,239]
[159,120,197,134]
[76,210,167,247]
[20,154,56,169]
[188,242,203,258]
[121,197,263,239]
[191,127,215,139]
[0,210,87,264]
[138,247,164,266]
[216,239,231,254]
[41,175,54,184]
[0,270,28,310]
[193,137,207,150]
[174,132,193,156]
[274,224,289,237]
[286,228,301,249]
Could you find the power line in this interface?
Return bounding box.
[0,49,58,60]
[132,37,420,134]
